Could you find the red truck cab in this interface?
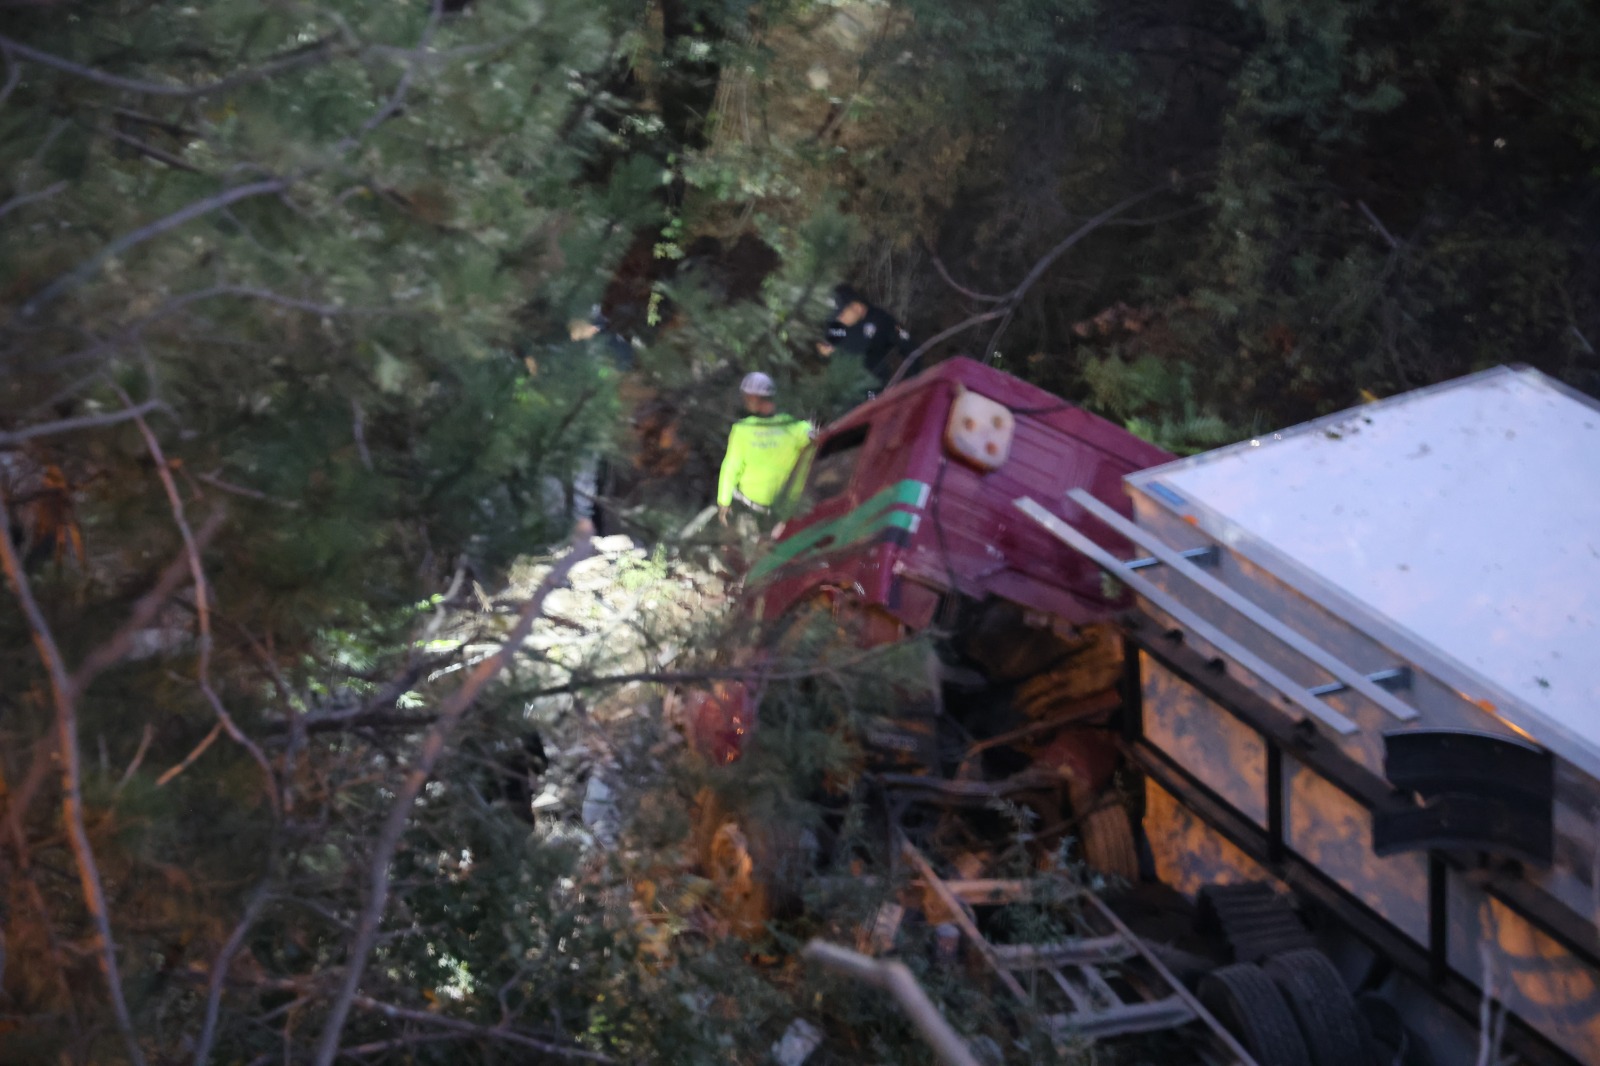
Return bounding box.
[749,356,1173,634]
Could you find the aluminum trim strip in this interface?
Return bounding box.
[1068,487,1418,722]
[1014,496,1358,736]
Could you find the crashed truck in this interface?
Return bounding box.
[693,357,1600,1066]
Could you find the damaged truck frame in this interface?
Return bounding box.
[698,358,1600,1066]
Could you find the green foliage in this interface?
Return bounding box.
[1080,353,1239,454]
[0,0,670,1060]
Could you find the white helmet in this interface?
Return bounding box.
[740,371,776,397]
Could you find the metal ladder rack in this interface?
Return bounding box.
[897,837,1259,1064]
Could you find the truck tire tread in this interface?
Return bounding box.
[1263,949,1374,1066]
[1198,962,1313,1066]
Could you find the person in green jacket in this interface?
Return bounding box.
[717,372,813,527]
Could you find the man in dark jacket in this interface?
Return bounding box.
[818,284,913,391]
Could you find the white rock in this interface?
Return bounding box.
[771,1019,823,1066]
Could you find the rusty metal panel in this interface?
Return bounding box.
[1143,658,1269,828]
[1283,757,1431,944]
[1143,776,1272,896]
[1447,876,1600,1064]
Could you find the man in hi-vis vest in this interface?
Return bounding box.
[717,372,813,527]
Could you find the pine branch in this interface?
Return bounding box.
[0,398,165,446]
[97,125,203,173]
[18,179,289,318]
[191,878,273,1066]
[333,0,444,154]
[120,391,280,817]
[341,995,616,1063]
[0,178,67,221]
[38,284,394,375]
[71,509,224,695]
[308,541,595,1066]
[0,33,344,99]
[0,484,147,1066]
[2,736,79,1018]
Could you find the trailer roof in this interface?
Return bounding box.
[1129,366,1600,769]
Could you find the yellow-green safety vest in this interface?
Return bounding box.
[717,414,813,509]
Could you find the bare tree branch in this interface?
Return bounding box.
[927,248,1006,303]
[350,399,374,472]
[342,995,616,1063]
[1571,325,1595,357]
[883,309,1010,389]
[309,543,596,1066]
[983,183,1171,360]
[120,391,280,816]
[889,183,1183,388]
[334,0,444,154]
[0,45,18,108]
[113,724,154,794]
[154,722,222,787]
[337,1033,462,1058]
[192,879,273,1066]
[195,471,300,509]
[0,398,164,446]
[112,106,201,138]
[72,510,224,695]
[0,178,67,220]
[267,641,908,740]
[0,485,147,1066]
[19,179,289,318]
[98,125,203,173]
[1357,199,1401,250]
[0,33,343,100]
[1,736,79,1018]
[804,940,982,1066]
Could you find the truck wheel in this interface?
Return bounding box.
[1263,950,1375,1066]
[1198,962,1314,1066]
[1079,803,1139,881]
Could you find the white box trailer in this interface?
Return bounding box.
[1021,365,1600,1064]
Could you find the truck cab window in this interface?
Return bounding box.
[790,424,869,514]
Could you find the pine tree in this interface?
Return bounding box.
[0,3,667,1061]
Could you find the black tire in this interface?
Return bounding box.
[1263,949,1375,1066]
[1080,803,1140,882]
[1198,963,1314,1066]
